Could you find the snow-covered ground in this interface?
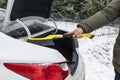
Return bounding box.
[78,26,117,80]
[47,21,119,80]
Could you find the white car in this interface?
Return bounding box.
[0,0,85,80]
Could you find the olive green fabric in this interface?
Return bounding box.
[78,0,120,73]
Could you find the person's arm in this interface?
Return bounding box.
[78,0,120,33]
[68,0,120,39]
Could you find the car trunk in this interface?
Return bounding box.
[3,0,79,75]
[5,25,79,75]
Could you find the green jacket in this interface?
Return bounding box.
[78,0,120,73]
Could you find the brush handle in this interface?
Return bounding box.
[78,33,94,38]
[28,33,94,41]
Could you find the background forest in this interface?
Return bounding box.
[0,0,112,22]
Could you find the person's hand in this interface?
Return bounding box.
[67,28,83,39]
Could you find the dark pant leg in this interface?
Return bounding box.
[115,69,120,80]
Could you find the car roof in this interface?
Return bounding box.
[3,0,53,27]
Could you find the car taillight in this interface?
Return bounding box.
[4,62,70,80]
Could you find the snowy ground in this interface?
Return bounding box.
[78,27,117,80]
[47,21,119,80]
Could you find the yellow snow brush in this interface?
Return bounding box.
[28,33,94,41]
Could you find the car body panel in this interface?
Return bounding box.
[0,32,66,63]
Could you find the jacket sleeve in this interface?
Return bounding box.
[78,0,120,33]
